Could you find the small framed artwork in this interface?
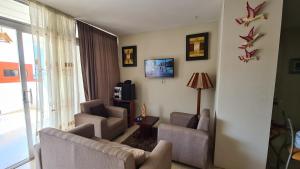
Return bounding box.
[122,46,137,67]
[289,58,300,74]
[186,32,209,61]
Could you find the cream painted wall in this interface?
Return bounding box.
[214,0,283,169]
[118,22,219,121]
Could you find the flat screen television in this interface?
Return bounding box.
[144,58,174,78]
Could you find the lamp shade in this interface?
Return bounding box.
[187,72,213,89]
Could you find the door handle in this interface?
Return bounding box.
[29,88,33,104]
[24,89,33,104]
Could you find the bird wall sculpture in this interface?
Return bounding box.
[236,1,267,63]
[235,1,267,27]
[239,49,259,63]
[239,27,263,49]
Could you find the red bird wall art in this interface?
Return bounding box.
[239,27,263,49]
[239,49,259,63]
[236,1,267,27]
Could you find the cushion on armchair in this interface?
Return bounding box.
[108,142,146,167]
[197,109,210,131]
[91,138,146,166]
[90,104,109,118]
[186,115,199,129]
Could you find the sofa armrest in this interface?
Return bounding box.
[106,106,128,128]
[74,113,107,138]
[68,123,95,138]
[170,112,195,127]
[106,106,127,118]
[34,143,42,169]
[158,123,209,168]
[139,140,172,169]
[158,123,209,141]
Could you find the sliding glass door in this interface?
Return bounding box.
[0,23,34,168]
[22,32,39,145]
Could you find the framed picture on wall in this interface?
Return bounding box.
[186,32,209,61]
[122,46,137,67]
[289,58,300,74]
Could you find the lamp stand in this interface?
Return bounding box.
[197,88,201,116]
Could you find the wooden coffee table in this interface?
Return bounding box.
[136,116,159,138]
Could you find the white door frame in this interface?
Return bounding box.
[0,16,35,169]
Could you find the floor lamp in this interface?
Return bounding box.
[187,72,214,116]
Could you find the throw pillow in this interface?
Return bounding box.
[93,139,146,167]
[90,104,109,118]
[197,114,210,131]
[186,115,199,129]
[109,142,146,167]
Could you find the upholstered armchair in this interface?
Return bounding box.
[158,109,210,169]
[75,99,127,140]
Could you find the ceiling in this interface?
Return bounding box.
[38,0,222,36]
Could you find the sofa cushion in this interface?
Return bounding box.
[68,124,95,138]
[186,115,198,129]
[197,110,210,131]
[90,104,109,118]
[91,137,146,166]
[170,112,195,127]
[109,142,146,167]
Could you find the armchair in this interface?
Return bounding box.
[75,99,127,140]
[158,109,210,169]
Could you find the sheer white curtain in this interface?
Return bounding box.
[29,1,80,138]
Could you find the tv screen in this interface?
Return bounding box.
[144,58,174,78]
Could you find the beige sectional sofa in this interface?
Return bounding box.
[35,124,172,169]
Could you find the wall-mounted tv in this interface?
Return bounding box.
[144,58,174,78]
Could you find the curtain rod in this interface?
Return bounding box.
[14,0,118,37]
[75,18,118,37]
[14,0,117,37]
[14,0,28,5]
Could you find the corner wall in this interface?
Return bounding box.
[214,0,283,169]
[118,22,218,121]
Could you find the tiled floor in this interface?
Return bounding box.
[0,110,37,169]
[17,125,219,169]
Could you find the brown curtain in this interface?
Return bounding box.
[77,21,120,104]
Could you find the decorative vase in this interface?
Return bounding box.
[141,104,147,118]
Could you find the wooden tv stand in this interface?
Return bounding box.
[112,99,136,127]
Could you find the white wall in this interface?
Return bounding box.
[214,0,283,169]
[119,22,218,121]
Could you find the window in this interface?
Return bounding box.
[76,45,85,102]
[3,69,19,77]
[0,0,30,24]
